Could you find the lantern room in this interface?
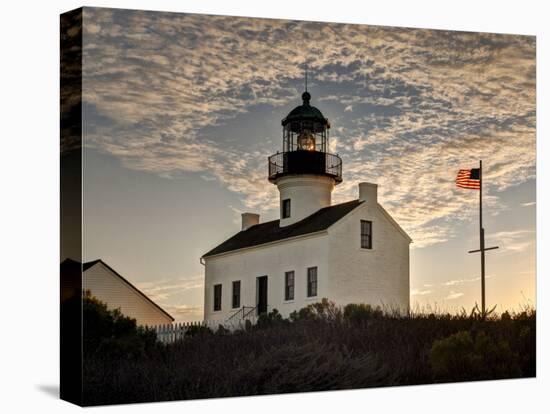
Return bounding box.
[268,91,342,184]
[282,91,330,152]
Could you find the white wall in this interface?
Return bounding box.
[204,199,410,321]
[327,202,410,313]
[83,262,173,326]
[204,233,329,321]
[276,175,334,226]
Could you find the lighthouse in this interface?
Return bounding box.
[202,88,411,324]
[268,91,342,226]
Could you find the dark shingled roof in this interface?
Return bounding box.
[203,200,363,258]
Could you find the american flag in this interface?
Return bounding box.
[456,168,480,190]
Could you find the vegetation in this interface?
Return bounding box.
[82,296,536,406]
[83,291,158,360]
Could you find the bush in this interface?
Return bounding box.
[83,291,157,360]
[82,297,535,405]
[289,298,341,322]
[235,341,389,394]
[430,330,521,381]
[257,308,287,329]
[184,324,213,337]
[343,303,384,323]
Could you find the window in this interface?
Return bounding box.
[361,220,372,249]
[213,284,222,311]
[282,198,291,219]
[284,271,295,301]
[232,281,241,308]
[307,267,317,297]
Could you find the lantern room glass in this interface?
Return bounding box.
[283,120,328,153]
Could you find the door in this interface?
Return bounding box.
[257,276,268,315]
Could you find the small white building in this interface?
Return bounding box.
[202,91,411,323]
[83,259,174,326]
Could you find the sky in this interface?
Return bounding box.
[80,7,536,322]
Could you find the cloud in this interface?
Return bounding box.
[443,276,480,286]
[136,276,203,302]
[485,230,535,253]
[442,274,495,287]
[411,288,433,296]
[136,276,205,322]
[413,277,491,299]
[445,291,465,300]
[81,9,535,247]
[162,304,203,322]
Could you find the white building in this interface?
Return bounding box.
[82,259,174,326]
[202,91,411,323]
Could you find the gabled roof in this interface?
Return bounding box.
[202,200,363,258]
[377,204,413,243]
[83,259,101,271]
[82,259,174,321]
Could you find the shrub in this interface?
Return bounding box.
[289,298,341,322]
[430,330,521,381]
[184,324,213,337]
[257,308,287,329]
[81,297,535,405]
[343,303,384,323]
[215,324,230,335]
[83,291,157,360]
[234,341,389,394]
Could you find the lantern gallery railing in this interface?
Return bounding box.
[268,150,343,183]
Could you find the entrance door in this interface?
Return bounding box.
[257,276,268,315]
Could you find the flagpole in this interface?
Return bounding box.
[479,159,486,317]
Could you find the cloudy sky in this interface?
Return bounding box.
[80,7,536,321]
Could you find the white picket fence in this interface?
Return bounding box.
[148,321,212,344]
[147,306,261,344]
[148,318,257,344]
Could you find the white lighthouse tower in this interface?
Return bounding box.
[268,90,342,226]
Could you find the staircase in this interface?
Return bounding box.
[226,306,257,326]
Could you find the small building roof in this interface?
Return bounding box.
[81,259,174,321]
[202,200,363,258]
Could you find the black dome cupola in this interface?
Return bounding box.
[281,91,330,152]
[268,90,342,184]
